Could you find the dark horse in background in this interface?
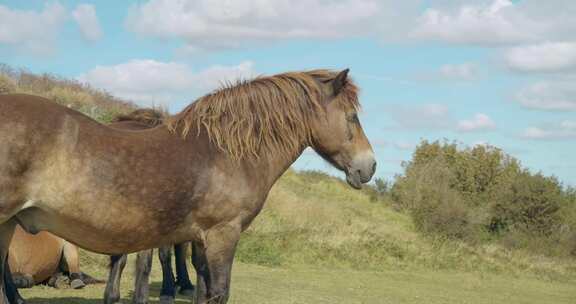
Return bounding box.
[0,69,375,304]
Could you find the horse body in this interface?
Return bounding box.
[0,69,375,304]
[1,94,252,255]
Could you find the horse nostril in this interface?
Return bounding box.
[371,161,377,174]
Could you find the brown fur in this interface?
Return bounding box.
[0,69,374,304]
[7,225,101,288]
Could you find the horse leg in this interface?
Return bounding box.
[61,241,85,289]
[0,220,16,304]
[103,254,127,304]
[174,242,194,296]
[4,262,25,304]
[132,249,152,304]
[192,225,240,304]
[158,246,175,304]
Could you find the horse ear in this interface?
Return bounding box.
[332,68,349,96]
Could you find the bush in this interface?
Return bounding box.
[0,73,17,94]
[392,140,574,256]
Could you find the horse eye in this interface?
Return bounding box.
[347,113,359,123]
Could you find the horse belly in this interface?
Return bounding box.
[8,225,63,284]
[17,204,196,255]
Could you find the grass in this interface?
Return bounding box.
[19,256,576,304]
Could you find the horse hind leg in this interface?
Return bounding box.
[61,241,85,289]
[158,246,176,304]
[132,249,152,304]
[103,254,127,304]
[4,261,25,304]
[174,242,194,296]
[0,219,17,304]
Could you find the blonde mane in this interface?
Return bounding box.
[166,70,360,160]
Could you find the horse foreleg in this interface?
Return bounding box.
[103,254,127,304]
[0,220,16,304]
[132,249,152,304]
[174,242,194,296]
[158,246,175,304]
[193,225,240,304]
[61,241,84,289]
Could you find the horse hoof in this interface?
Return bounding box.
[159,296,175,304]
[53,276,70,289]
[179,287,195,296]
[70,278,86,289]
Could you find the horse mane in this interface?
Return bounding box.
[166,69,360,160]
[112,108,166,127]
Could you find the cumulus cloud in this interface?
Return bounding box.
[457,113,496,132]
[440,63,477,80]
[505,42,576,73]
[385,104,453,130]
[412,0,537,46]
[522,120,576,140]
[125,0,381,51]
[72,4,103,42]
[516,80,576,111]
[0,2,67,54]
[77,60,256,106]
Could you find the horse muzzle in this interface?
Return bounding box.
[346,151,376,189]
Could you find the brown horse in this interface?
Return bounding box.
[8,225,100,290]
[0,69,375,304]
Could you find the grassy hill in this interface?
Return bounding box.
[1,65,574,303]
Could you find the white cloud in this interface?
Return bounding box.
[440,63,477,80]
[457,113,496,132]
[0,2,67,54]
[412,0,537,46]
[72,4,103,42]
[125,0,380,51]
[516,80,576,111]
[386,104,453,130]
[77,60,256,107]
[122,0,576,51]
[505,42,576,73]
[522,120,576,140]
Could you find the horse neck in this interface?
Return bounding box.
[248,144,307,190]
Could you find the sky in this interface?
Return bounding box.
[1,0,575,186]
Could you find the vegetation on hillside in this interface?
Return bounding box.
[0,64,135,122]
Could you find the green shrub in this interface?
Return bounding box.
[0,73,17,94]
[392,140,575,257]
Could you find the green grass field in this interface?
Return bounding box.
[19,259,575,304]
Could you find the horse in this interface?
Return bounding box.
[8,224,101,290]
[5,225,103,304]
[0,69,375,304]
[103,109,195,304]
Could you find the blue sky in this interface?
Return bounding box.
[1,0,575,185]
